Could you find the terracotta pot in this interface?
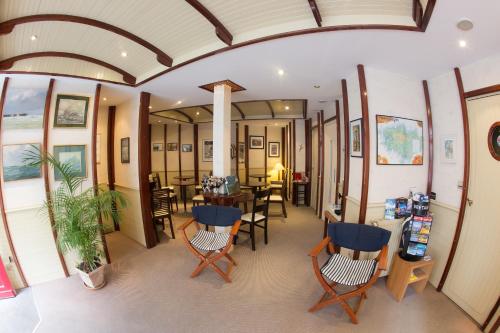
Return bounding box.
[76,263,106,290]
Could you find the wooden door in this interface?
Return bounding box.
[443,94,500,324]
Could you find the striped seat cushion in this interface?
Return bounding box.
[269,194,283,202]
[320,253,377,286]
[192,194,205,202]
[190,230,230,251]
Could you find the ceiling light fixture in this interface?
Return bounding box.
[314,85,320,89]
[121,51,127,57]
[285,106,290,110]
[459,40,467,48]
[277,69,284,76]
[457,18,474,31]
[30,35,37,41]
[148,106,152,109]
[196,111,200,115]
[103,97,107,101]
[176,100,182,105]
[157,120,161,123]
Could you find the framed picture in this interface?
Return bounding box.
[202,140,213,161]
[268,142,280,157]
[3,87,47,129]
[54,95,89,128]
[376,115,423,165]
[488,122,500,161]
[121,137,130,163]
[167,143,178,151]
[54,145,87,180]
[152,143,163,152]
[250,136,264,149]
[350,118,363,158]
[440,136,456,164]
[2,144,41,181]
[182,144,192,152]
[238,142,245,163]
[96,133,101,164]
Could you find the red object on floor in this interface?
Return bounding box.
[0,257,16,299]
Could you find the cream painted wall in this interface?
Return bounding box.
[295,119,306,172]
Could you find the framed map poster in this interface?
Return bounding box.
[376,115,423,165]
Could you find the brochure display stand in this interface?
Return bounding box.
[0,257,16,299]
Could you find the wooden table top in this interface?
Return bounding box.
[249,174,271,178]
[173,176,194,180]
[244,182,266,187]
[203,191,253,206]
[171,180,195,186]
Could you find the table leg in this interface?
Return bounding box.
[182,186,187,212]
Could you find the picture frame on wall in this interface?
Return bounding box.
[3,87,47,129]
[268,142,280,157]
[53,94,89,128]
[440,136,456,164]
[238,142,245,163]
[121,137,130,163]
[152,143,163,152]
[181,144,192,152]
[350,118,363,158]
[54,145,87,180]
[2,144,42,182]
[167,143,178,151]
[376,115,423,165]
[249,135,264,149]
[202,140,213,161]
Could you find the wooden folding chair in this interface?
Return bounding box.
[178,206,241,283]
[308,222,391,324]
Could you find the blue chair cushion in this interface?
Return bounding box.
[192,205,242,227]
[327,223,391,252]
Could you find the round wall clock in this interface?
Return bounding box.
[488,122,500,161]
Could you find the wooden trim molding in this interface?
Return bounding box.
[305,118,312,206]
[413,0,423,27]
[199,80,245,93]
[163,124,168,183]
[483,296,500,331]
[437,68,471,291]
[420,0,436,31]
[173,109,193,123]
[185,0,233,46]
[315,113,321,215]
[42,79,70,276]
[178,124,182,179]
[0,52,136,84]
[308,0,322,27]
[107,106,119,231]
[244,125,249,184]
[232,103,245,119]
[193,124,199,183]
[0,77,28,287]
[138,92,156,248]
[423,80,434,194]
[265,101,275,118]
[150,113,191,124]
[200,106,213,116]
[292,119,296,175]
[303,100,308,119]
[281,127,286,180]
[0,14,173,66]
[318,110,325,217]
[357,64,370,228]
[341,79,350,222]
[465,84,500,98]
[235,123,239,180]
[335,100,341,205]
[264,126,268,184]
[91,84,111,263]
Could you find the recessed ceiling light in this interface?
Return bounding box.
[176,100,182,105]
[457,18,474,31]
[121,51,127,57]
[277,69,284,76]
[175,120,178,123]
[196,111,200,115]
[313,85,320,89]
[103,97,107,101]
[274,123,278,126]
[148,105,152,109]
[30,35,37,41]
[459,40,467,48]
[157,120,161,123]
[285,106,290,110]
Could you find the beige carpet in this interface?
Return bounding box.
[8,204,480,333]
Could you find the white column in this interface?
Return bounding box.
[212,84,232,176]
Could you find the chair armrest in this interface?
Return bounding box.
[309,237,331,257]
[178,218,196,231]
[230,220,242,236]
[377,245,389,271]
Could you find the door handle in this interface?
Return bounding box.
[467,198,473,206]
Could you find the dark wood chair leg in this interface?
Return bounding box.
[205,224,209,231]
[281,201,287,218]
[168,215,175,239]
[175,197,179,212]
[250,222,256,251]
[264,219,268,244]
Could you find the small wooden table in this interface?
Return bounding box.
[386,253,435,302]
[243,181,266,193]
[171,180,195,213]
[174,175,194,181]
[203,191,253,209]
[249,174,271,182]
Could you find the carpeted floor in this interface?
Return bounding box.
[4,204,480,333]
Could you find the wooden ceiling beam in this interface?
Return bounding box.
[173,109,193,123]
[0,14,173,67]
[308,0,322,27]
[232,103,245,119]
[420,0,436,31]
[0,52,136,84]
[185,0,233,46]
[265,101,275,118]
[200,105,213,116]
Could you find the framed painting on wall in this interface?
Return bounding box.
[121,137,130,163]
[202,140,213,161]
[268,142,280,157]
[181,144,192,152]
[440,136,456,164]
[250,136,264,149]
[167,143,178,151]
[376,115,423,165]
[54,145,87,180]
[350,118,363,158]
[238,142,245,163]
[2,144,41,181]
[152,143,163,152]
[54,95,89,128]
[3,87,47,129]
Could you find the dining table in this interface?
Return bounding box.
[171,179,195,213]
[243,181,266,193]
[174,175,194,181]
[248,173,271,182]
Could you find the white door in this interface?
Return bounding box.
[311,128,318,208]
[323,121,337,213]
[443,94,500,324]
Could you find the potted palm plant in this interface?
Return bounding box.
[25,147,126,289]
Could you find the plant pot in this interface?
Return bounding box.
[76,263,106,290]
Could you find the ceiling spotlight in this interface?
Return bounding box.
[277,69,284,76]
[196,111,200,115]
[457,18,474,31]
[313,85,320,89]
[176,100,182,105]
[274,123,278,126]
[103,97,107,101]
[285,106,290,110]
[148,105,152,109]
[30,35,37,41]
[157,120,161,123]
[121,51,127,57]
[459,40,467,48]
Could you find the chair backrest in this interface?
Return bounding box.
[192,205,241,227]
[327,223,391,252]
[281,173,288,196]
[149,172,161,190]
[151,188,172,217]
[252,188,271,219]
